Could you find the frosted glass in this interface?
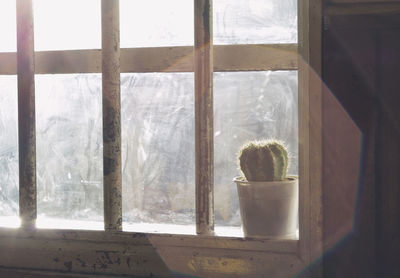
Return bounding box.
[120,0,296,47]
[2,0,297,52]
[121,72,298,228]
[0,0,16,52]
[214,0,297,44]
[36,74,103,223]
[33,0,101,51]
[0,76,18,217]
[214,71,298,226]
[121,73,195,226]
[3,71,297,229]
[28,0,296,50]
[120,0,193,48]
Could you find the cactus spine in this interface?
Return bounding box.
[238,140,289,182]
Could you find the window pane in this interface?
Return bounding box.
[214,0,297,44]
[214,71,298,227]
[121,73,195,229]
[0,76,19,225]
[120,0,193,48]
[36,74,103,229]
[0,0,16,52]
[33,0,101,51]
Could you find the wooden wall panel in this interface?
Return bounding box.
[323,14,400,278]
[376,28,400,278]
[324,3,400,16]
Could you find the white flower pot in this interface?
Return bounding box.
[234,177,298,238]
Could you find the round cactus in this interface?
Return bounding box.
[238,140,289,182]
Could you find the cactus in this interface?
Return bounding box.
[238,140,289,182]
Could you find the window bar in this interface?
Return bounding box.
[194,0,214,235]
[102,0,122,231]
[17,0,37,229]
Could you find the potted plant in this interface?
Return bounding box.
[234,140,298,238]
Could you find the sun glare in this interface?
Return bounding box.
[33,0,101,51]
[0,0,16,52]
[1,0,194,52]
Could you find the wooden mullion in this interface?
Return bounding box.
[0,44,298,75]
[194,0,214,235]
[214,44,297,72]
[298,0,310,264]
[102,0,122,231]
[16,0,37,229]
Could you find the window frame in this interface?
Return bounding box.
[0,0,323,276]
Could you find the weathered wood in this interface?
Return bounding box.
[194,0,214,236]
[0,44,297,75]
[0,228,297,252]
[0,227,297,254]
[102,0,122,231]
[0,227,299,277]
[36,50,101,73]
[152,245,302,278]
[0,229,172,277]
[0,269,126,278]
[298,0,324,277]
[297,34,311,272]
[121,46,193,72]
[214,44,297,71]
[0,52,17,74]
[148,234,298,253]
[16,0,36,230]
[308,0,324,274]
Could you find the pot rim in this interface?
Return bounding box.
[233,176,298,186]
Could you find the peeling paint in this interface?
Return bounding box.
[76,257,87,267]
[102,0,122,232]
[188,256,251,275]
[17,0,37,229]
[63,261,72,272]
[194,0,214,236]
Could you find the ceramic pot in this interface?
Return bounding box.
[234,177,298,238]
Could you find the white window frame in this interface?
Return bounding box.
[0,0,323,276]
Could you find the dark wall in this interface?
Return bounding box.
[323,14,400,278]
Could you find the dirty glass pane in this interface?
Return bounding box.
[120,0,296,47]
[36,74,103,228]
[214,71,298,227]
[0,0,16,52]
[33,0,101,51]
[214,0,297,44]
[0,76,19,223]
[121,73,195,228]
[120,0,193,48]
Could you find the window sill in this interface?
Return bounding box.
[0,222,301,277]
[0,216,299,240]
